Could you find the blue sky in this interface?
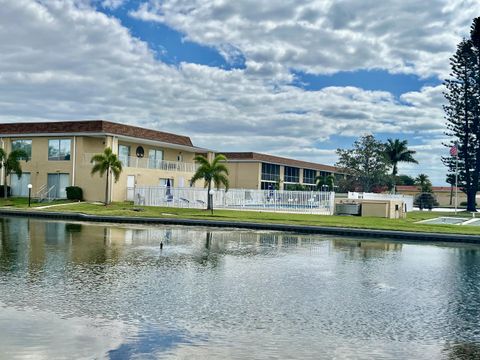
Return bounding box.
[1,0,479,184]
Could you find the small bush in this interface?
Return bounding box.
[66,186,83,201]
[414,193,439,210]
[0,186,12,198]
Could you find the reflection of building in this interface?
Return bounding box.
[333,239,403,254]
[0,121,212,201]
[222,152,343,190]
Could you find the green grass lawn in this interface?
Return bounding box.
[0,197,75,208]
[9,200,478,236]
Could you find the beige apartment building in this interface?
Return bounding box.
[222,152,342,190]
[0,120,211,202]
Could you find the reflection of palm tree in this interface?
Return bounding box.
[205,232,212,249]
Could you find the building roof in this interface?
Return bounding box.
[0,120,194,147]
[396,185,460,192]
[222,152,340,173]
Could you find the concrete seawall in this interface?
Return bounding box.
[0,209,479,244]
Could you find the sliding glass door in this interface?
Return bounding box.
[47,173,70,198]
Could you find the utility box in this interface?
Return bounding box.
[360,199,406,219]
[335,202,361,215]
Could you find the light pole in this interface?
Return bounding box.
[209,189,215,215]
[321,184,328,192]
[27,183,32,207]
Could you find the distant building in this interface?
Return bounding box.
[0,120,211,202]
[222,152,343,190]
[396,185,467,207]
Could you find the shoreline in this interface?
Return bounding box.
[1,208,480,244]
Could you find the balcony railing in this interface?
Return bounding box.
[84,153,198,173]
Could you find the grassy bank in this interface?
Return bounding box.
[0,197,74,208]
[4,201,477,236]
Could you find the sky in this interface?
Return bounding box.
[1,0,479,185]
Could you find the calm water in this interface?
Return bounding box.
[1,217,480,359]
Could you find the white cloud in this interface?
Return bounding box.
[0,0,456,184]
[129,0,480,79]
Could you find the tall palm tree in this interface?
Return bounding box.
[384,139,418,192]
[190,154,229,211]
[90,147,122,205]
[0,148,28,199]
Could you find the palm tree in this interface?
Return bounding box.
[384,139,418,192]
[90,147,122,205]
[315,173,335,191]
[415,173,432,193]
[0,148,28,199]
[190,154,229,211]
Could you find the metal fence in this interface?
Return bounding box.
[134,186,335,215]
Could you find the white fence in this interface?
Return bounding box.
[134,186,335,215]
[348,192,414,212]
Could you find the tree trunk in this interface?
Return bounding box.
[105,167,109,205]
[449,184,453,206]
[3,171,7,199]
[207,182,212,210]
[467,188,477,212]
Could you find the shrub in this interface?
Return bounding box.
[0,186,11,198]
[66,186,83,201]
[414,192,439,210]
[460,201,477,206]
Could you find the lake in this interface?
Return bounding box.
[0,217,480,359]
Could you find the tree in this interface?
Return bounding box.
[415,173,433,193]
[190,154,229,211]
[396,174,415,186]
[335,134,389,192]
[315,173,335,191]
[442,18,480,212]
[90,147,122,205]
[384,138,418,192]
[0,149,28,199]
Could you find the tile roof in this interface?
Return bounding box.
[0,120,193,147]
[396,185,460,192]
[222,152,340,173]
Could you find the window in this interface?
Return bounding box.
[284,166,299,183]
[11,140,32,160]
[118,145,130,166]
[148,149,164,168]
[261,163,280,182]
[10,172,31,196]
[303,169,316,184]
[48,139,71,160]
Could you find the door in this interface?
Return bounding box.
[127,175,135,201]
[47,173,70,198]
[10,173,31,196]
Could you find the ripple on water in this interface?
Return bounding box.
[0,218,480,359]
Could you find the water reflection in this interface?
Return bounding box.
[1,217,480,359]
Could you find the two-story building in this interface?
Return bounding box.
[0,120,211,202]
[222,152,342,190]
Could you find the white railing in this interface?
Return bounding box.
[348,192,414,212]
[134,186,335,215]
[84,153,198,173]
[36,184,56,202]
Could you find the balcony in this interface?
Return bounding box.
[84,153,198,173]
